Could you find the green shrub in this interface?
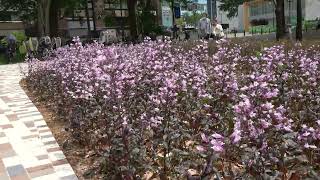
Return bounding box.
[104,16,117,27]
[12,31,27,46]
[0,32,27,47]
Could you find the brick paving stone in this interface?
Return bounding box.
[6,114,18,121]
[7,165,27,177]
[52,159,68,167]
[60,174,78,180]
[0,124,14,129]
[0,64,78,180]
[0,143,16,158]
[35,155,48,161]
[0,132,6,137]
[47,147,61,153]
[0,174,11,180]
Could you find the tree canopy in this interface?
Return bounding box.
[0,0,37,21]
[219,0,249,18]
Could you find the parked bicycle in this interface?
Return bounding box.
[25,36,60,61]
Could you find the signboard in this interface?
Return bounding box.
[174,6,181,18]
[162,6,173,27]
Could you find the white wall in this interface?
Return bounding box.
[237,5,244,31]
[67,20,94,30]
[305,0,320,20]
[216,1,240,30]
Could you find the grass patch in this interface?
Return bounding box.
[0,53,26,65]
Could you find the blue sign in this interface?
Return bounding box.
[174,6,181,18]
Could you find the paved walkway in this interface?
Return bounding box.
[0,64,78,180]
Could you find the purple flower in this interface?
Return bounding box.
[210,139,225,152]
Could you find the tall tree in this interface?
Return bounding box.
[0,0,37,22]
[37,0,52,36]
[274,0,285,40]
[296,0,302,41]
[219,0,286,40]
[128,0,138,41]
[0,0,86,36]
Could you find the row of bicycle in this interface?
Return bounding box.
[23,36,62,59]
[22,36,62,59]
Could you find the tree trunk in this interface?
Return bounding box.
[44,0,51,35]
[85,0,91,39]
[171,1,175,25]
[296,0,302,41]
[37,0,51,37]
[49,1,58,37]
[147,0,152,9]
[37,0,45,37]
[128,0,138,41]
[91,0,97,32]
[275,0,286,40]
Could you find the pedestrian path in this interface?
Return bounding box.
[0,64,77,180]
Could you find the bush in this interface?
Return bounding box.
[1,32,27,47]
[250,25,276,33]
[26,39,320,179]
[12,31,27,46]
[250,19,269,26]
[104,16,117,27]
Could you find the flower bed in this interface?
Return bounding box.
[25,38,320,179]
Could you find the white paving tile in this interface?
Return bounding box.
[0,64,77,179]
[53,164,75,177]
[2,156,21,167]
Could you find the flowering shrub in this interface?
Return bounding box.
[25,38,320,179]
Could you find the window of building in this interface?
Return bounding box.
[250,5,259,16]
[104,0,129,28]
[104,0,128,17]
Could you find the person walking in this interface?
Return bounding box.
[183,22,191,40]
[211,19,224,40]
[171,24,179,40]
[5,34,17,63]
[198,13,211,40]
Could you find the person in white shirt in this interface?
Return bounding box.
[198,13,211,40]
[211,19,224,40]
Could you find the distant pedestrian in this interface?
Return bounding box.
[5,34,17,63]
[198,13,211,40]
[287,24,294,44]
[183,23,191,40]
[211,19,224,40]
[6,34,17,49]
[171,24,179,40]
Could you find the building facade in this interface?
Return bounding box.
[207,0,245,31]
[58,0,162,38]
[0,9,25,37]
[58,0,130,38]
[245,0,320,31]
[216,1,244,31]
